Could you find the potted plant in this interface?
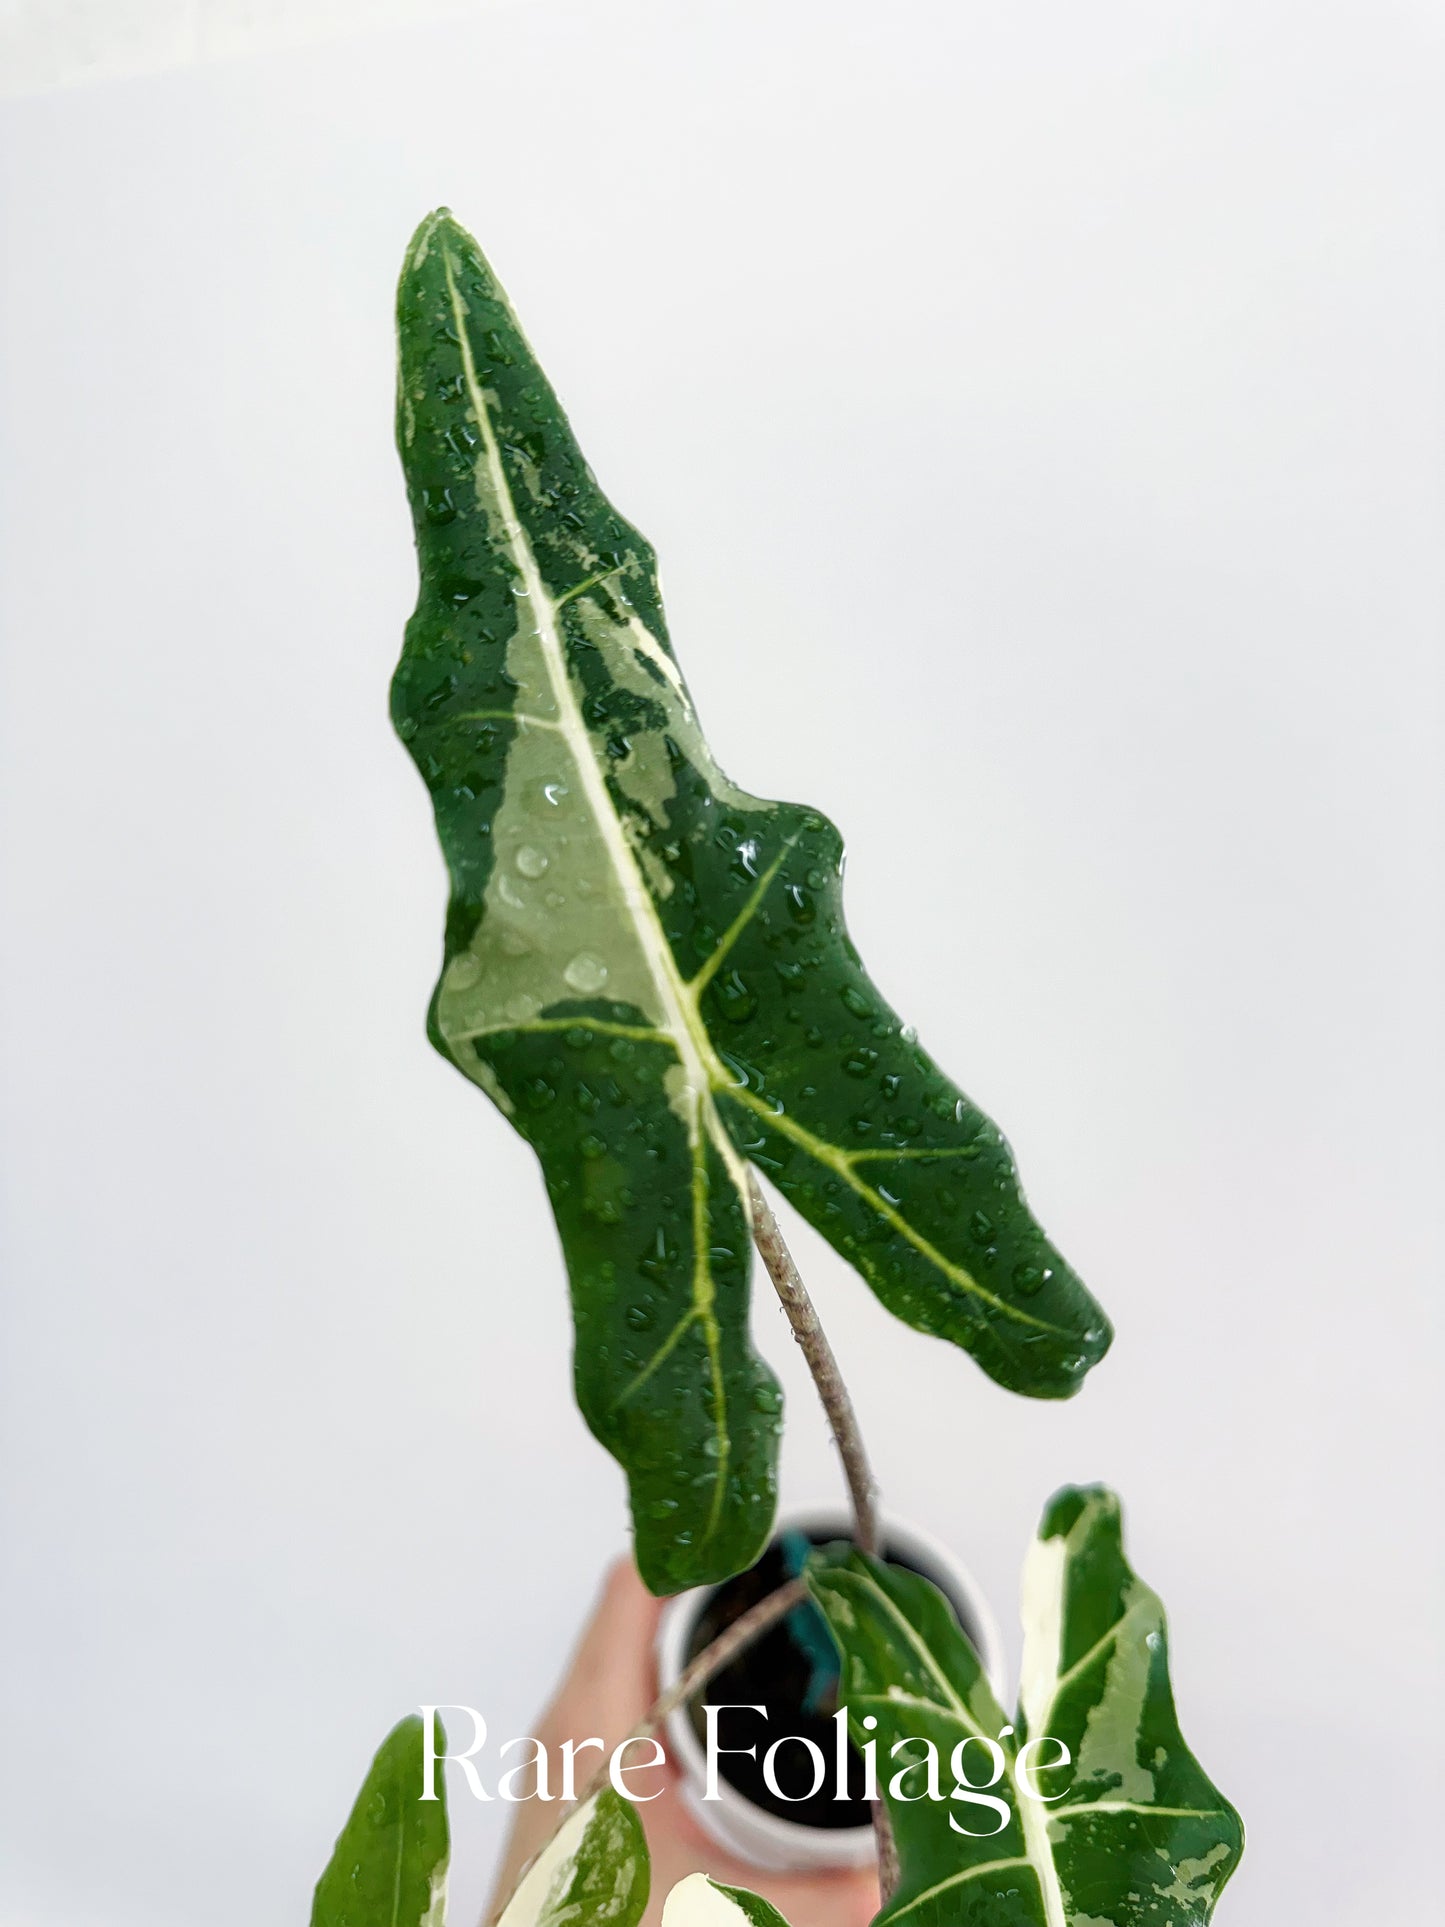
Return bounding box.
[652,1507,1009,1875]
[309,209,1244,1927]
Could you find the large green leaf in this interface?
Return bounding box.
[394,208,1113,1592]
[496,1788,649,1927]
[312,1715,449,1927]
[807,1487,1243,1925]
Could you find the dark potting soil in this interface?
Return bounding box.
[682,1528,982,1831]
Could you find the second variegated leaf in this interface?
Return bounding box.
[807,1486,1244,1925]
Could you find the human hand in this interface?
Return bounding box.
[484,1558,880,1927]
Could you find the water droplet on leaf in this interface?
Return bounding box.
[564,953,609,994]
[716,969,758,1023]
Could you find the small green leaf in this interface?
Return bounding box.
[394,208,1112,1592]
[311,1715,448,1927]
[662,1873,793,1925]
[808,1486,1243,1926]
[497,1789,649,1927]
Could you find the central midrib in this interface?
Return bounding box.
[442,243,740,1540]
[1017,1778,1069,1927]
[439,253,730,1155]
[857,1565,1068,1927]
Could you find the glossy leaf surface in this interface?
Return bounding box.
[394,208,1112,1591]
[496,1789,650,1927]
[311,1715,449,1927]
[809,1487,1243,1926]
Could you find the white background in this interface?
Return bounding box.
[2,3,1442,1922]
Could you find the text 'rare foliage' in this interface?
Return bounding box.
[313,1490,1241,1927]
[393,209,1112,1592]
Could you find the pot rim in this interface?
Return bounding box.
[653,1505,1009,1875]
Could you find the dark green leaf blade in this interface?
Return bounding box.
[312,1715,449,1927]
[705,845,1110,1397]
[808,1487,1243,1926]
[393,208,1110,1590]
[486,1015,783,1593]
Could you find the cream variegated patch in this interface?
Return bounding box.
[496,1797,597,1926]
[661,1874,790,1927]
[496,1791,649,1927]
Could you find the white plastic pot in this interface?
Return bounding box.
[653,1509,1008,1874]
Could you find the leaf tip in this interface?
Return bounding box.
[404,205,461,273]
[1037,1480,1121,1544]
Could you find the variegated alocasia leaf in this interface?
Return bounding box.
[808,1487,1243,1926]
[662,1873,792,1926]
[394,207,1113,1593]
[312,1715,449,1927]
[496,1789,649,1927]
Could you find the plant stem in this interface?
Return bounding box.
[647,1574,808,1733]
[746,1172,879,1557]
[747,1172,898,1902]
[873,1802,900,1901]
